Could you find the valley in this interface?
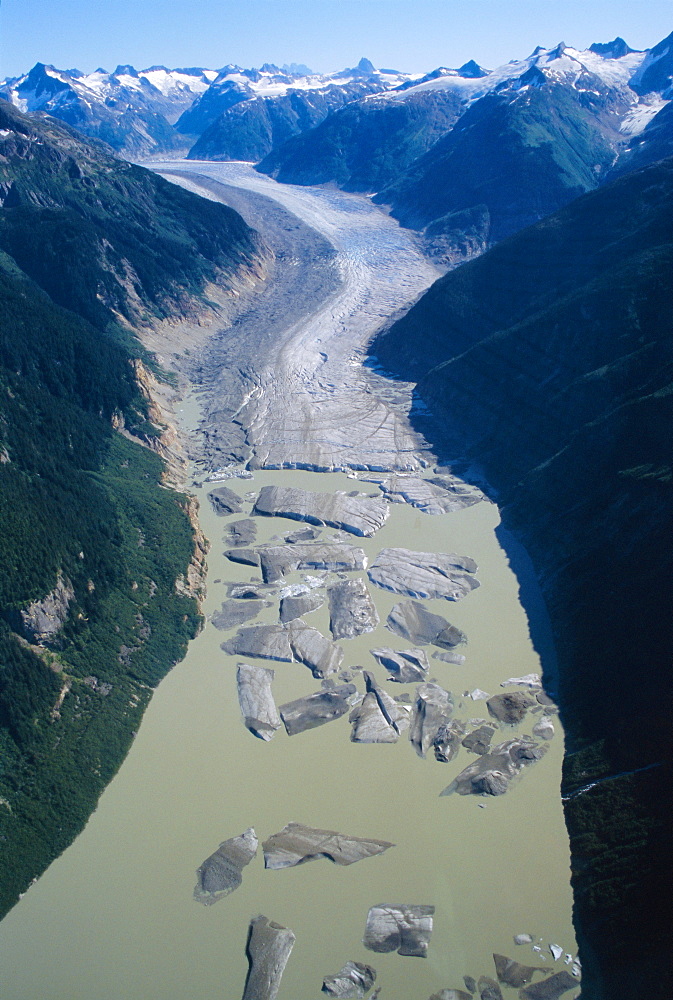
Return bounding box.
[0,23,670,999]
[0,168,579,999]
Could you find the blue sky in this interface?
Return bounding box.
[1,0,671,78]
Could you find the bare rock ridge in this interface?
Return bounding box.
[261,822,394,869]
[253,485,389,536]
[242,914,296,1000]
[194,827,258,905]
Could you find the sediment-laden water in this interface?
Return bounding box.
[0,168,578,1000]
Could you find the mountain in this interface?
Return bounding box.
[372,157,673,999]
[629,29,673,95]
[256,88,464,189]
[0,100,260,329]
[0,99,263,917]
[0,62,217,155]
[184,58,417,161]
[258,38,673,258]
[613,93,673,176]
[375,80,619,244]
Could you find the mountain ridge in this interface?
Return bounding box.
[372,155,673,999]
[0,99,264,918]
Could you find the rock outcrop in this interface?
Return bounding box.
[14,572,75,644]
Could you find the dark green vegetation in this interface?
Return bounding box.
[377,85,617,241]
[189,82,387,163]
[373,158,673,999]
[0,100,260,336]
[0,101,261,917]
[257,90,462,191]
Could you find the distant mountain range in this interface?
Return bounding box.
[0,57,414,158]
[2,35,671,258]
[258,35,673,255]
[0,62,216,155]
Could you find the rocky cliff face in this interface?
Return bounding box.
[373,157,673,999]
[12,573,75,644]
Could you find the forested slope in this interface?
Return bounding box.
[0,101,262,917]
[373,157,673,999]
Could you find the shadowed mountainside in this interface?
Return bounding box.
[373,156,673,999]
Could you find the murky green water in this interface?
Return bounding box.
[0,412,578,998]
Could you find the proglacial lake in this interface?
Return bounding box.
[0,455,578,998]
